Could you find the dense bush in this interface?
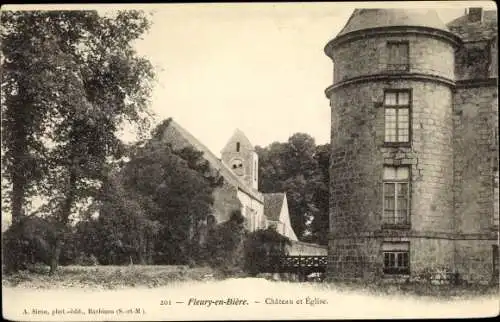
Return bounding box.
[2,216,67,273]
[205,210,247,276]
[202,215,293,277]
[243,226,292,276]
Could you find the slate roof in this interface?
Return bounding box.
[263,193,285,221]
[336,9,451,38]
[161,119,263,202]
[447,10,497,41]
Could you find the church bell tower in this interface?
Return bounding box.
[221,129,259,190]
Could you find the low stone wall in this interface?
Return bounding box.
[287,241,328,256]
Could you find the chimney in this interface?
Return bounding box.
[467,7,484,23]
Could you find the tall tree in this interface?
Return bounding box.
[256,134,330,244]
[1,11,58,224]
[1,10,155,272]
[309,143,330,245]
[98,120,224,265]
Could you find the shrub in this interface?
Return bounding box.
[243,227,291,276]
[205,210,247,277]
[2,216,60,273]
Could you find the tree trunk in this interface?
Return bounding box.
[49,239,63,274]
[11,176,26,225]
[146,234,153,264]
[11,128,28,225]
[60,168,77,225]
[9,90,30,226]
[51,167,77,274]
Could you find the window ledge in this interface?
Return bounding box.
[382,273,410,277]
[382,224,411,230]
[382,143,411,148]
[382,270,410,276]
[382,274,410,281]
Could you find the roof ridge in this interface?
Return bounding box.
[167,119,263,201]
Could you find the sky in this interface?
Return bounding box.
[3,1,496,155]
[122,1,497,155]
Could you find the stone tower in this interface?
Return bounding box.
[221,129,259,190]
[324,9,462,280]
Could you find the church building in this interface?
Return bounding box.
[161,119,299,241]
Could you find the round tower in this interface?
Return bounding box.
[324,9,462,281]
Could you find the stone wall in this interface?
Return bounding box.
[325,11,498,284]
[328,32,457,280]
[237,189,265,231]
[452,84,498,284]
[287,241,328,256]
[409,238,455,278]
[330,80,455,234]
[455,240,498,284]
[331,34,455,84]
[212,181,242,224]
[453,85,499,234]
[328,238,381,281]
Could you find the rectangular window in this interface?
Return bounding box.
[387,41,409,71]
[384,90,411,144]
[383,166,410,225]
[383,242,410,275]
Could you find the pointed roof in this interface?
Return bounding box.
[221,128,255,154]
[325,8,462,57]
[160,119,263,201]
[263,193,285,221]
[337,9,451,37]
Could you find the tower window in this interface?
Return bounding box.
[383,242,410,275]
[383,166,410,225]
[236,142,240,152]
[384,90,411,144]
[387,41,409,71]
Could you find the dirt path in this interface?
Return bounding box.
[3,278,499,320]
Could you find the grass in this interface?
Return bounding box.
[3,265,499,299]
[2,264,216,289]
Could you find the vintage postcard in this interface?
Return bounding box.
[1,1,499,321]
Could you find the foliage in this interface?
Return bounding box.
[205,210,248,276]
[256,134,329,244]
[67,120,224,266]
[2,215,66,273]
[92,174,161,265]
[120,137,223,265]
[1,10,156,272]
[243,227,292,276]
